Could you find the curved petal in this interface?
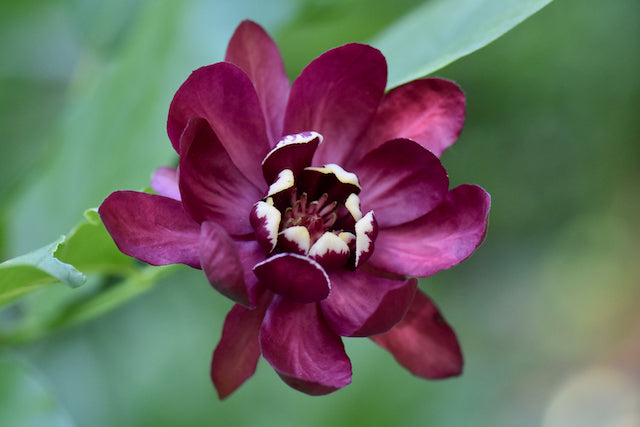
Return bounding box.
[320,269,417,337]
[211,291,272,399]
[260,296,352,395]
[354,139,449,227]
[200,221,251,307]
[179,117,263,236]
[225,20,290,143]
[253,253,330,303]
[234,239,268,308]
[261,132,321,184]
[167,62,269,188]
[150,166,180,201]
[99,191,200,268]
[371,290,463,379]
[282,43,387,167]
[368,184,490,277]
[353,78,465,163]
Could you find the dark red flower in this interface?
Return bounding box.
[99,20,490,398]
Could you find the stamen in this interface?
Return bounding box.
[318,201,337,217]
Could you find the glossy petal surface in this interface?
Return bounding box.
[99,191,200,268]
[320,270,417,337]
[354,78,465,161]
[371,291,463,379]
[179,118,263,235]
[355,139,449,227]
[167,62,269,188]
[283,43,387,167]
[260,296,352,395]
[369,184,490,277]
[225,20,290,143]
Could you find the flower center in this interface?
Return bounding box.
[249,131,378,270]
[283,193,337,242]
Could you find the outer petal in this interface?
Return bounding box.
[260,296,352,395]
[354,139,449,228]
[371,290,463,379]
[200,221,251,307]
[225,20,290,144]
[283,43,387,167]
[253,253,330,303]
[353,78,465,163]
[167,62,269,188]
[150,166,181,201]
[179,118,263,236]
[211,291,272,399]
[99,191,200,268]
[368,184,490,277]
[320,270,417,337]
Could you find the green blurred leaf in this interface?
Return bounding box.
[373,0,554,87]
[0,353,74,427]
[0,209,134,308]
[0,238,85,307]
[55,209,134,274]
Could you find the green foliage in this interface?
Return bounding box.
[373,0,554,87]
[0,353,73,427]
[0,238,84,309]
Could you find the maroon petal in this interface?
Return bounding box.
[211,292,272,399]
[260,296,352,395]
[234,239,268,308]
[225,20,290,143]
[261,132,321,184]
[150,167,181,201]
[167,62,269,188]
[354,139,449,228]
[353,78,465,162]
[282,43,387,167]
[320,270,417,337]
[253,253,330,303]
[200,221,251,307]
[99,191,200,268]
[308,232,350,270]
[297,164,361,205]
[371,290,463,379]
[179,117,263,236]
[368,184,490,277]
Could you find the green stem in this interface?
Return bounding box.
[0,264,180,345]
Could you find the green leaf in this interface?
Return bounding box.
[54,209,134,275]
[0,209,134,308]
[0,237,85,307]
[372,0,554,87]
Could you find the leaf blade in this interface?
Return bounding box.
[372,0,554,87]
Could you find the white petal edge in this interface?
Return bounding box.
[355,211,376,267]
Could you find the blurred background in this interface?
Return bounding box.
[0,0,638,425]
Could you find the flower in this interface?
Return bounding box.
[98,20,490,398]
